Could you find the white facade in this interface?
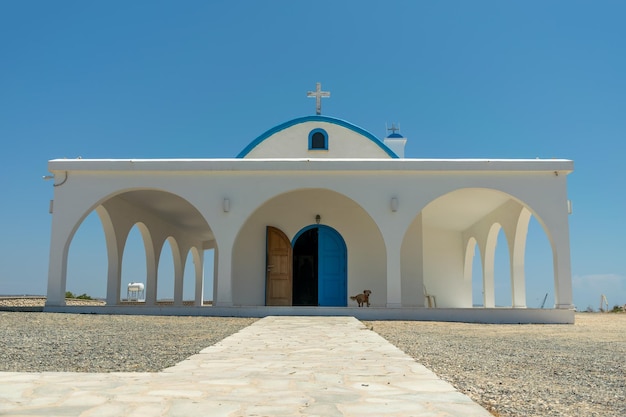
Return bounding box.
[44,115,575,323]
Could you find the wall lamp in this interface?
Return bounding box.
[223,198,230,213]
[315,214,321,224]
[390,197,399,212]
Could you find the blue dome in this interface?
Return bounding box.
[387,133,404,138]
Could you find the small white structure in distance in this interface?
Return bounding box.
[126,282,145,302]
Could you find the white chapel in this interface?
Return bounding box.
[44,84,575,323]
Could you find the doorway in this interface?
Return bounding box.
[266,225,347,307]
[293,228,318,305]
[293,225,347,307]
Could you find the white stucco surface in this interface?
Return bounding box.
[243,121,394,159]
[44,115,575,323]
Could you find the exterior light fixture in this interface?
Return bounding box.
[315,214,321,224]
[391,197,399,212]
[223,198,230,213]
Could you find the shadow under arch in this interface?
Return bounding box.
[232,188,387,307]
[61,188,215,306]
[401,187,555,309]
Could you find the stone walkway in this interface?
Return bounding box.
[0,316,492,416]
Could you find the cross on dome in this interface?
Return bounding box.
[307,82,330,115]
[387,123,400,135]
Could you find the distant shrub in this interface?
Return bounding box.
[610,305,624,313]
[76,293,93,300]
[65,291,93,300]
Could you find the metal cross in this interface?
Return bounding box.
[307,82,330,115]
[387,123,400,135]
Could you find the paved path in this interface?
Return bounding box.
[0,316,492,416]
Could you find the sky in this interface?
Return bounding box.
[1,1,624,311]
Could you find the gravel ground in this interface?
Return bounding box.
[0,311,256,372]
[370,314,626,417]
[1,299,624,417]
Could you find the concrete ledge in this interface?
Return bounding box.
[42,305,575,324]
[0,306,45,312]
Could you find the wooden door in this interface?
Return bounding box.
[266,226,293,306]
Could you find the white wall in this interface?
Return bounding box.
[46,158,573,310]
[244,121,393,159]
[422,226,469,308]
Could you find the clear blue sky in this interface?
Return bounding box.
[1,1,624,310]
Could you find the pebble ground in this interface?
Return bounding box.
[370,313,626,417]
[1,299,624,417]
[0,315,492,417]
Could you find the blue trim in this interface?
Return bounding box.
[308,128,328,150]
[237,115,399,158]
[292,224,345,246]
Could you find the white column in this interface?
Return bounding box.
[144,238,158,306]
[173,246,184,307]
[212,247,219,304]
[482,226,499,308]
[96,207,122,306]
[193,247,204,307]
[482,259,495,308]
[553,228,574,309]
[45,219,71,307]
[510,208,531,308]
[214,243,233,307]
[386,241,402,308]
[401,214,424,307]
[105,248,121,306]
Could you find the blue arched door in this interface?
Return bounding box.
[317,226,347,306]
[292,225,347,307]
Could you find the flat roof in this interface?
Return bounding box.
[48,158,574,174]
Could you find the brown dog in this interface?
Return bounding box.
[350,290,371,307]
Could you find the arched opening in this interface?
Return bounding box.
[51,188,216,307]
[157,238,175,303]
[232,188,384,307]
[121,224,148,302]
[408,187,557,309]
[525,216,555,308]
[66,211,107,300]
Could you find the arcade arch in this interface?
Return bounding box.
[66,211,107,299]
[232,188,386,307]
[60,189,215,307]
[402,188,555,309]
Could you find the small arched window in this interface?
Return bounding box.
[308,128,328,150]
